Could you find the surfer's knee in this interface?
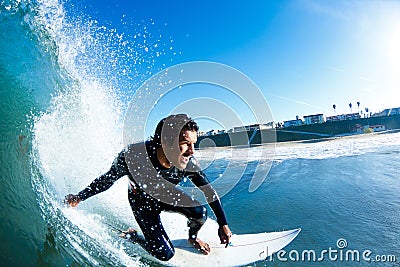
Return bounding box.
[151,246,175,261]
[161,249,175,261]
[193,205,207,224]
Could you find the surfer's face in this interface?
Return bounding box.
[163,129,197,169]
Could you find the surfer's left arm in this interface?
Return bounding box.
[186,157,232,247]
[65,150,130,206]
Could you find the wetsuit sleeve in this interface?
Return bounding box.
[186,159,228,226]
[190,171,228,226]
[78,150,130,201]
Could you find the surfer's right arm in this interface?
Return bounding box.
[64,150,130,207]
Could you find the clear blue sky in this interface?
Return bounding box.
[68,0,400,131]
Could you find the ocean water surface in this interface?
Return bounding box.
[1,1,399,266]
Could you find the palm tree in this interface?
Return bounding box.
[333,104,336,114]
[365,107,369,118]
[349,103,352,113]
[357,101,360,113]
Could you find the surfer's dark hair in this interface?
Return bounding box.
[151,114,199,148]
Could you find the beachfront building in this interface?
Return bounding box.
[205,129,219,136]
[326,115,340,122]
[375,107,400,117]
[232,123,273,132]
[353,124,386,133]
[197,131,207,136]
[232,126,246,132]
[344,113,361,120]
[283,118,303,127]
[326,113,361,122]
[303,114,324,125]
[248,123,273,130]
[370,125,386,132]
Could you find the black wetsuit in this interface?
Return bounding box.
[77,141,228,261]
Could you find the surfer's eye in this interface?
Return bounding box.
[179,141,189,147]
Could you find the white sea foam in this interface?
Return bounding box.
[196,131,400,163]
[273,131,400,161]
[30,0,171,265]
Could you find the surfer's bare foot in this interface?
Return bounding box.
[188,237,210,255]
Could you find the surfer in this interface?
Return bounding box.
[64,114,232,261]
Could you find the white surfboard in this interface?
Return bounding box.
[168,228,300,267]
[157,213,301,267]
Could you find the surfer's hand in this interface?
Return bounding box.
[218,225,232,248]
[64,194,81,207]
[189,237,211,255]
[120,228,138,242]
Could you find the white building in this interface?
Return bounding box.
[233,126,247,132]
[355,124,386,133]
[368,125,386,132]
[376,107,400,116]
[232,123,273,132]
[303,114,324,125]
[197,131,207,136]
[283,119,303,127]
[206,129,218,136]
[326,113,361,121]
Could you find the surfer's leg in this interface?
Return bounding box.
[164,203,210,254]
[128,190,175,261]
[134,212,175,261]
[187,205,207,239]
[163,202,207,239]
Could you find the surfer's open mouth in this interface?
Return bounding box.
[180,153,191,165]
[182,152,191,157]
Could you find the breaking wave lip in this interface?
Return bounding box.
[23,0,175,265]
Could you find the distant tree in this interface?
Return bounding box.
[349,103,353,113]
[365,107,369,118]
[357,101,360,112]
[333,104,336,114]
[364,128,374,134]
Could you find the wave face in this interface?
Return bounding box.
[1,0,171,265]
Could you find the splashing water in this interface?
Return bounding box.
[0,0,176,265]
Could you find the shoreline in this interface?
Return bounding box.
[197,115,400,148]
[295,128,400,144]
[196,129,400,151]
